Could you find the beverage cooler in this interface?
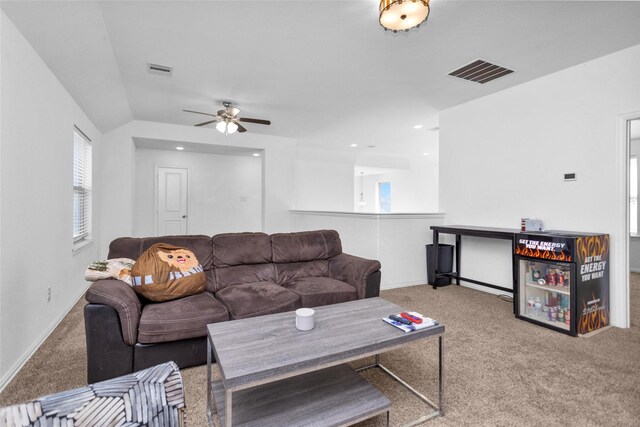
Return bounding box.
[514,231,610,336]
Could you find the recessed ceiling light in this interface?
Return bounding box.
[414,124,423,129]
[423,152,430,156]
[176,146,184,151]
[350,143,358,147]
[252,153,260,157]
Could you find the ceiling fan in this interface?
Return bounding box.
[183,101,271,135]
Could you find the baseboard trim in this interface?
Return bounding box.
[0,288,88,393]
[630,268,640,273]
[381,280,427,290]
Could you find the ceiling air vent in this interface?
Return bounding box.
[147,63,173,75]
[448,59,513,84]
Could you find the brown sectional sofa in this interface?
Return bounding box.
[84,230,381,382]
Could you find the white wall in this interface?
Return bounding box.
[101,121,296,256]
[0,11,102,387]
[354,173,379,212]
[354,155,439,213]
[295,160,354,211]
[295,145,440,214]
[133,148,262,236]
[440,43,640,328]
[294,148,354,212]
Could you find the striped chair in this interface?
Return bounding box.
[0,362,185,427]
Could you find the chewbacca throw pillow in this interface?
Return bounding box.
[131,243,205,302]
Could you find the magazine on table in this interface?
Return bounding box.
[382,311,439,333]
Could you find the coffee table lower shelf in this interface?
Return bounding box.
[210,364,390,427]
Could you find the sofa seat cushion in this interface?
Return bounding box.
[282,277,357,307]
[216,282,301,320]
[138,292,228,344]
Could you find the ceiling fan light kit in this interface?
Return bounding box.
[379,0,430,32]
[216,120,238,135]
[183,101,271,135]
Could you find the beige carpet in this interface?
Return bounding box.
[1,276,639,426]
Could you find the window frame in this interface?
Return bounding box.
[377,181,391,213]
[73,126,92,248]
[630,155,638,236]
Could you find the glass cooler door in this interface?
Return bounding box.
[518,258,574,333]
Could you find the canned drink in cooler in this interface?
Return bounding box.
[527,297,535,316]
[557,271,565,286]
[532,269,541,281]
[565,309,571,325]
[547,272,556,286]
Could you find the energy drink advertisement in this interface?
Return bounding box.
[575,235,610,334]
[514,232,609,336]
[514,235,573,262]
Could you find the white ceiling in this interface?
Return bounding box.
[4,0,640,155]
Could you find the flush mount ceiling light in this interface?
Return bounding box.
[379,0,430,32]
[414,124,423,129]
[175,146,184,151]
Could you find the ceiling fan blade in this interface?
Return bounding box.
[238,117,271,125]
[217,110,226,116]
[195,119,219,127]
[183,109,218,117]
[236,122,247,133]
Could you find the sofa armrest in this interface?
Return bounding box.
[328,253,381,299]
[84,303,135,383]
[85,279,141,346]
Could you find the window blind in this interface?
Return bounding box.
[73,127,92,243]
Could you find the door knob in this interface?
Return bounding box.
[182,215,188,218]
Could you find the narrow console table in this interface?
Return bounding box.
[430,225,519,294]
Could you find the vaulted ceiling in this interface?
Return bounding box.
[4,1,640,155]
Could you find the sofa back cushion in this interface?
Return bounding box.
[274,260,329,284]
[271,230,342,263]
[109,235,216,292]
[212,232,275,291]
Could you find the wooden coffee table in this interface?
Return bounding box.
[207,297,445,426]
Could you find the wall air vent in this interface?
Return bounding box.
[448,59,513,84]
[147,63,173,75]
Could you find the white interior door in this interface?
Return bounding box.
[157,167,188,236]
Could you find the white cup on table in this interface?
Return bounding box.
[295,308,315,331]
